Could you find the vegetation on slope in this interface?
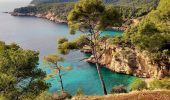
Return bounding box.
[13,0,159,20]
[0,42,49,100]
[14,3,74,20]
[123,0,170,67]
[30,0,78,5]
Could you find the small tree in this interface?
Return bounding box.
[129,79,147,91]
[68,0,122,95]
[149,78,170,90]
[44,54,72,92]
[0,42,49,100]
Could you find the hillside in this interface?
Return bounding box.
[82,0,170,78]
[30,0,159,6]
[12,0,159,23]
[30,0,78,5]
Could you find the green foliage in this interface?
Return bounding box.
[68,0,122,35]
[31,0,78,5]
[107,36,123,45]
[44,54,72,92]
[67,0,123,95]
[14,0,158,21]
[110,0,158,18]
[14,6,37,13]
[111,85,127,93]
[149,78,170,90]
[14,3,75,20]
[44,54,64,64]
[124,0,170,64]
[0,42,49,100]
[58,35,89,54]
[129,79,147,91]
[58,38,68,44]
[58,42,70,49]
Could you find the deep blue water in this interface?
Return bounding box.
[0,2,136,95]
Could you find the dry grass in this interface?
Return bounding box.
[72,90,170,100]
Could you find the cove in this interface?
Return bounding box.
[40,51,137,95]
[0,5,137,95]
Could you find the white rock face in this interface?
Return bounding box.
[83,45,170,79]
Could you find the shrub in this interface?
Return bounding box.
[58,48,69,55]
[76,88,84,96]
[58,38,68,44]
[68,42,77,49]
[58,35,88,51]
[72,35,88,47]
[149,78,170,90]
[111,85,127,93]
[129,79,147,91]
[58,42,70,50]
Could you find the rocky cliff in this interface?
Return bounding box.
[83,45,170,79]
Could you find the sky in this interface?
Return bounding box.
[0,0,31,3]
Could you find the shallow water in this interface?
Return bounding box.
[0,2,137,95]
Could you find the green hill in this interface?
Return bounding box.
[31,0,159,8]
[14,0,159,20]
[30,0,78,5]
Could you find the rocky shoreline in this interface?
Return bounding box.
[10,12,67,24]
[9,12,126,31]
[81,45,170,79]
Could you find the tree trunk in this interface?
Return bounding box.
[95,60,107,95]
[58,69,64,92]
[92,32,107,95]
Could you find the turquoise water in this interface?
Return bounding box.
[0,2,137,95]
[39,51,136,95]
[101,30,124,37]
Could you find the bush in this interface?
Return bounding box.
[111,85,127,93]
[68,42,77,49]
[58,42,70,50]
[58,38,68,44]
[129,79,147,91]
[59,49,69,55]
[76,88,84,96]
[72,35,88,47]
[58,35,88,51]
[149,78,170,90]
